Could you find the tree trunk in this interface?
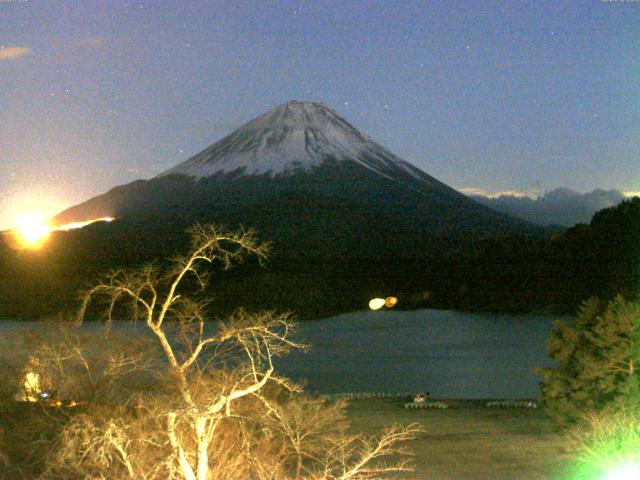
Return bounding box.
[167,412,197,480]
[196,416,209,480]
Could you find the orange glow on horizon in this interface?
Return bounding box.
[15,215,51,248]
[55,217,114,231]
[9,216,115,249]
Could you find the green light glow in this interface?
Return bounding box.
[571,458,640,480]
[567,411,640,480]
[604,461,640,480]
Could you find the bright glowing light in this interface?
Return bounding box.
[9,215,115,249]
[604,461,640,480]
[15,215,51,248]
[369,296,398,310]
[385,296,398,308]
[369,298,386,310]
[56,217,114,231]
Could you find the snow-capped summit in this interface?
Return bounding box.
[159,100,426,181]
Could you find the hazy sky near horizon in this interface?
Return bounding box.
[1,0,638,229]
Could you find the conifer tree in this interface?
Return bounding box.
[537,295,640,428]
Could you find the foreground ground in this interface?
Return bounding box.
[346,398,575,480]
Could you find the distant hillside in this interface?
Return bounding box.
[427,197,640,313]
[3,198,638,319]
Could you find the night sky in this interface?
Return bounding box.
[1,0,638,229]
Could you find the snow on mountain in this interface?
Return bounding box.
[159,100,431,183]
[54,100,538,241]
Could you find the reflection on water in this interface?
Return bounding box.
[0,309,564,399]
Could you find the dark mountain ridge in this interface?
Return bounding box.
[2,101,548,319]
[54,101,539,260]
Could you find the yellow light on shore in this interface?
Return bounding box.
[369,296,398,310]
[385,296,398,308]
[369,298,386,310]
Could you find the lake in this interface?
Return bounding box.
[0,309,564,399]
[276,309,562,399]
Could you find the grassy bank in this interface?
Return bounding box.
[346,398,574,479]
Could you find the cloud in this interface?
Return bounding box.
[624,191,640,198]
[459,188,535,199]
[0,45,32,61]
[465,187,626,226]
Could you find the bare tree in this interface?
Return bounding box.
[0,318,161,479]
[46,224,422,480]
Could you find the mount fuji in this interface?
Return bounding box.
[54,100,536,260]
[0,101,546,318]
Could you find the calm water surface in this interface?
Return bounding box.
[0,309,563,398]
[276,309,561,398]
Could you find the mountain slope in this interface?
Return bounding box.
[54,101,538,259]
[3,101,549,319]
